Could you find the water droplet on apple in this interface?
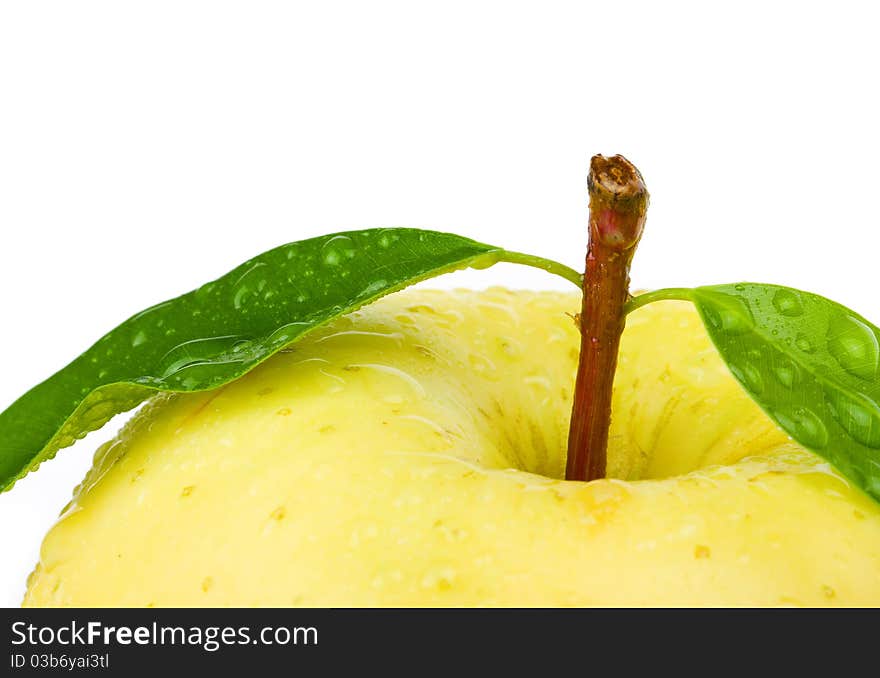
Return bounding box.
[352,363,427,398]
[524,374,552,392]
[421,567,456,590]
[498,336,522,358]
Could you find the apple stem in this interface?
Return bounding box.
[566,155,649,482]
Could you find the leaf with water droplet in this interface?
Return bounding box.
[690,283,880,502]
[0,228,581,492]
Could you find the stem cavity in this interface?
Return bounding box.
[566,155,649,482]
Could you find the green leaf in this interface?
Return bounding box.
[0,228,581,492]
[689,283,880,502]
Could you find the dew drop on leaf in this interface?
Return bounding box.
[772,362,798,388]
[772,288,805,317]
[158,335,245,378]
[231,340,252,354]
[773,407,829,449]
[362,279,388,297]
[729,362,765,395]
[267,322,310,346]
[826,313,880,381]
[794,333,815,353]
[181,376,200,390]
[196,282,216,299]
[233,285,251,310]
[824,388,880,449]
[702,293,754,336]
[322,235,356,266]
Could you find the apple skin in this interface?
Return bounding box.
[23,288,880,606]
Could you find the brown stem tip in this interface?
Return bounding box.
[566,155,649,482]
[587,155,649,250]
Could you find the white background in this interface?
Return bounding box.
[1,1,878,607]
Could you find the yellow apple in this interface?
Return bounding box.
[23,288,880,606]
